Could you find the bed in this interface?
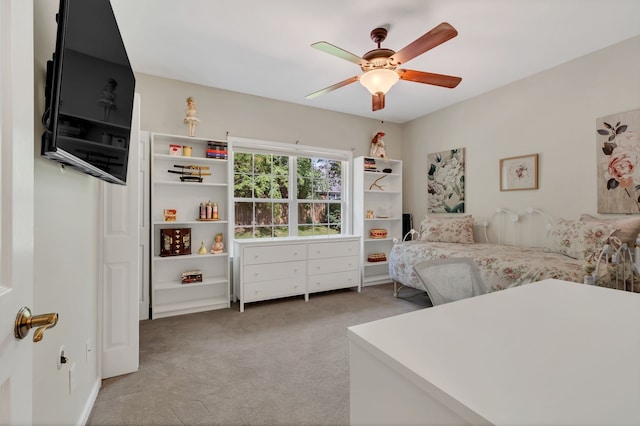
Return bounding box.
[389,208,640,297]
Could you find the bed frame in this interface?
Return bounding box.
[393,207,637,297]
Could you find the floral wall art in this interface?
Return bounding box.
[427,148,465,213]
[597,108,640,214]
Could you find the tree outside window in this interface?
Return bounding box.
[234,152,344,239]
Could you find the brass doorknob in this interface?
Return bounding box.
[14,307,58,342]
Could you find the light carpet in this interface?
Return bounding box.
[87,283,429,425]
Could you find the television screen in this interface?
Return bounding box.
[42,0,136,185]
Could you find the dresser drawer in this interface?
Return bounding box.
[308,270,360,293]
[243,278,306,302]
[243,261,307,283]
[243,244,306,265]
[308,240,359,259]
[308,255,359,275]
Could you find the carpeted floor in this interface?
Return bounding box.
[87,283,429,425]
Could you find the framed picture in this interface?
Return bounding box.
[500,154,538,191]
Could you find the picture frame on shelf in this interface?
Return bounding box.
[500,153,538,191]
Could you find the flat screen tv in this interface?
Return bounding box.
[41,0,136,185]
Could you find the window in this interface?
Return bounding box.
[232,138,350,239]
[296,157,342,236]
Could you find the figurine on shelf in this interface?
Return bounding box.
[184,96,200,137]
[198,241,208,255]
[370,131,387,161]
[211,233,224,254]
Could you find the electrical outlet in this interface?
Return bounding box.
[68,362,77,394]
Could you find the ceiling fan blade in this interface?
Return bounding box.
[372,93,385,111]
[397,69,462,88]
[389,22,458,66]
[311,42,368,66]
[305,76,360,99]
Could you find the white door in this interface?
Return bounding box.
[0,0,36,423]
[101,95,141,378]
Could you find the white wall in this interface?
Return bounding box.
[402,35,640,226]
[134,73,403,160]
[33,1,100,424]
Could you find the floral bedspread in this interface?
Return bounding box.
[389,241,586,292]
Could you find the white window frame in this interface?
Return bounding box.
[229,136,353,238]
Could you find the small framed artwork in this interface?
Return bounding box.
[500,154,538,191]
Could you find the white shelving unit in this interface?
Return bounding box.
[353,156,402,287]
[150,132,230,318]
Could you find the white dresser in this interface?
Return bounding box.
[234,236,361,312]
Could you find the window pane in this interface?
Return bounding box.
[313,180,329,199]
[234,202,253,226]
[272,176,288,199]
[298,203,312,224]
[234,174,253,198]
[253,175,271,199]
[254,154,272,174]
[313,158,328,178]
[329,224,341,234]
[234,153,252,173]
[234,226,254,239]
[297,157,311,177]
[297,177,312,199]
[298,225,313,235]
[313,203,327,224]
[328,203,341,224]
[255,227,273,238]
[273,155,289,174]
[313,225,329,235]
[273,203,289,225]
[274,226,289,237]
[255,202,273,225]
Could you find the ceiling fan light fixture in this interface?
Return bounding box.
[359,69,399,95]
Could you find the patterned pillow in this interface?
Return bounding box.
[545,219,617,260]
[420,215,474,244]
[580,214,640,246]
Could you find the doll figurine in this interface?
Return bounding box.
[211,233,224,254]
[370,131,387,161]
[184,96,200,137]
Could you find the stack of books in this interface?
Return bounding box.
[207,140,228,159]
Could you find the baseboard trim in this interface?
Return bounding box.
[77,376,101,426]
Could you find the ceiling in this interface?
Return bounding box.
[109,0,640,124]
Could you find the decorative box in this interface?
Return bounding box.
[364,158,377,171]
[163,209,177,221]
[367,253,387,263]
[181,270,203,284]
[160,228,192,256]
[369,228,388,239]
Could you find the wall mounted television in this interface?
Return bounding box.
[41,0,136,185]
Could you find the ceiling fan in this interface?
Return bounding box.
[306,22,462,111]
